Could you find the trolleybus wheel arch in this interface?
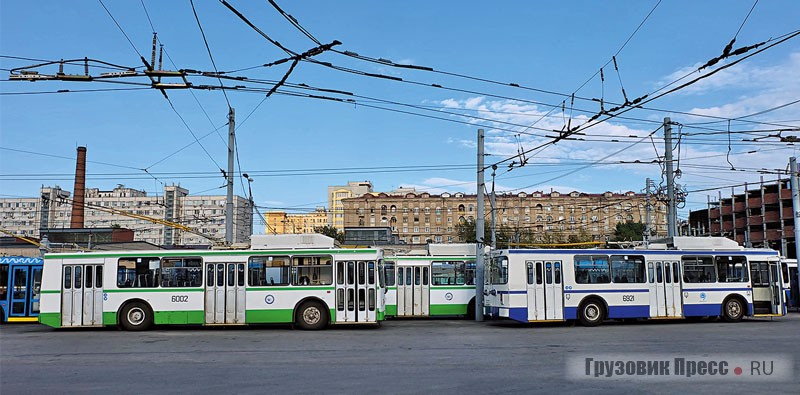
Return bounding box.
[119,301,154,331]
[465,298,476,320]
[578,297,606,327]
[722,296,745,322]
[295,300,328,330]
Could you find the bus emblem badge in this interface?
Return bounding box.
[565,294,571,300]
[445,292,453,301]
[699,292,707,301]
[265,295,275,304]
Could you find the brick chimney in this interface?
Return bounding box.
[70,146,87,228]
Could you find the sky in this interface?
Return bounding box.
[1,1,799,231]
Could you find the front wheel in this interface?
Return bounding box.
[722,298,744,322]
[120,302,153,331]
[578,299,605,327]
[296,301,328,330]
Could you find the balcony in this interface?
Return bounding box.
[763,194,778,205]
[733,202,746,212]
[721,206,732,215]
[783,206,793,218]
[748,197,763,206]
[749,232,764,243]
[734,218,746,228]
[764,211,781,222]
[749,216,763,226]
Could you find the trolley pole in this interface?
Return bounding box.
[645,178,652,246]
[225,107,235,245]
[790,157,800,297]
[475,129,485,322]
[664,118,677,238]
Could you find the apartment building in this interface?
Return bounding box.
[327,181,373,230]
[0,184,252,246]
[264,207,329,234]
[342,189,666,244]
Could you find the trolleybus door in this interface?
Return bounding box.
[649,261,667,317]
[545,261,564,320]
[665,261,683,317]
[769,262,784,314]
[335,260,376,323]
[81,265,103,326]
[8,265,29,318]
[61,264,103,327]
[30,266,42,317]
[205,262,246,324]
[397,265,429,316]
[526,261,546,321]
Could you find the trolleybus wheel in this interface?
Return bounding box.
[722,297,744,322]
[578,299,605,327]
[120,302,153,331]
[296,301,328,330]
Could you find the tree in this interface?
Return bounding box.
[313,225,345,244]
[613,221,645,241]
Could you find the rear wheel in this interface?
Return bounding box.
[296,301,328,330]
[578,299,605,327]
[722,298,744,322]
[120,302,153,331]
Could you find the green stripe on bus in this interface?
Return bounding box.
[41,290,61,294]
[377,310,386,321]
[47,249,378,259]
[247,286,335,291]
[154,310,204,325]
[430,304,468,315]
[103,311,117,325]
[104,288,205,293]
[385,305,397,316]
[246,309,294,323]
[431,286,475,290]
[38,312,61,328]
[390,257,475,261]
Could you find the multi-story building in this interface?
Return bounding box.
[264,207,328,234]
[342,189,666,244]
[0,184,252,246]
[327,181,373,230]
[688,179,795,257]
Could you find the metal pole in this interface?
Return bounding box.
[664,118,677,238]
[226,107,235,245]
[490,165,497,249]
[789,158,800,297]
[475,129,485,322]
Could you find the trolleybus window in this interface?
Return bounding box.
[526,261,534,285]
[489,256,508,285]
[291,255,332,285]
[464,260,476,285]
[610,255,645,283]
[384,261,395,286]
[715,256,748,282]
[117,257,160,288]
[750,261,770,286]
[432,261,464,285]
[161,258,202,287]
[574,255,611,284]
[682,256,716,283]
[248,256,290,286]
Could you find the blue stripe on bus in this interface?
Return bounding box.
[508,307,528,323]
[564,305,650,319]
[506,249,777,256]
[497,290,527,295]
[564,289,649,294]
[682,288,751,292]
[683,303,754,317]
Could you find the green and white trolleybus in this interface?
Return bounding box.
[38,235,385,330]
[384,243,477,318]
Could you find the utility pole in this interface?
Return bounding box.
[490,165,497,249]
[226,107,235,245]
[664,117,677,238]
[790,157,800,300]
[475,129,485,322]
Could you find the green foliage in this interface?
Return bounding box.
[313,225,345,244]
[613,221,645,241]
